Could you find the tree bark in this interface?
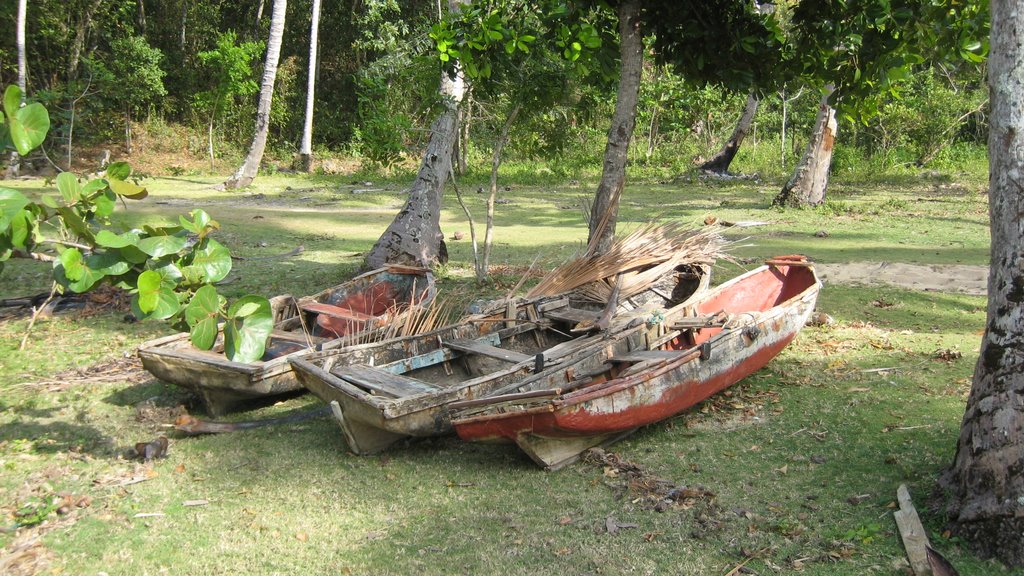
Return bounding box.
[136,0,147,35]
[298,0,321,172]
[224,0,287,190]
[699,91,759,174]
[773,86,836,207]
[364,0,468,269]
[9,0,26,176]
[936,1,1024,566]
[587,0,643,256]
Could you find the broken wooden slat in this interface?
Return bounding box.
[535,297,569,312]
[609,350,685,363]
[446,339,532,364]
[448,388,560,410]
[894,484,933,576]
[669,316,727,330]
[544,307,601,324]
[334,365,440,398]
[269,329,326,344]
[299,302,374,321]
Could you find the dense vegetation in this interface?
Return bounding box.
[0,0,988,177]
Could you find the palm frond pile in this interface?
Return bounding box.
[527,223,730,303]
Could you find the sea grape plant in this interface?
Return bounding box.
[0,85,273,362]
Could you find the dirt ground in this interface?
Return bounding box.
[816,262,988,295]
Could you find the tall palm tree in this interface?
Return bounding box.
[299,0,321,172]
[224,0,286,189]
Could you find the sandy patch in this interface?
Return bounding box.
[816,262,988,296]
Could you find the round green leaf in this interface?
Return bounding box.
[10,103,50,156]
[232,301,260,318]
[107,177,149,200]
[105,162,131,181]
[224,296,273,363]
[59,248,85,281]
[187,238,232,283]
[56,173,81,204]
[95,230,141,249]
[93,190,117,217]
[190,317,219,350]
[0,187,29,225]
[185,284,221,326]
[3,86,20,121]
[136,235,187,258]
[85,251,131,277]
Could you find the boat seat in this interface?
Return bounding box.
[446,339,533,364]
[669,313,728,331]
[334,364,441,398]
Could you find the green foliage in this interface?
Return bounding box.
[102,35,168,112]
[1,85,50,155]
[194,32,264,148]
[0,87,272,363]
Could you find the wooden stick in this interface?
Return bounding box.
[894,484,933,576]
[19,282,57,351]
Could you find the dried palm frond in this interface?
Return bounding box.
[527,222,730,302]
[333,297,457,348]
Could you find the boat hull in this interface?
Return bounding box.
[137,266,434,415]
[453,259,821,469]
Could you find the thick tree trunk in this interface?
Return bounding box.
[136,0,147,34]
[699,91,759,174]
[225,0,287,189]
[365,0,468,269]
[937,2,1024,566]
[298,0,321,172]
[773,86,836,207]
[478,102,521,281]
[587,0,643,256]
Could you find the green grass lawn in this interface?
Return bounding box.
[1,166,1017,575]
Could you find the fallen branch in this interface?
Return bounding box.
[174,405,331,435]
[19,283,57,351]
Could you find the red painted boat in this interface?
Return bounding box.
[450,256,821,469]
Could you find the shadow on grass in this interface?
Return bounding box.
[0,419,117,456]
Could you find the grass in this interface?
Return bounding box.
[0,160,1017,576]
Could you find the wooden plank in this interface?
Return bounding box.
[535,297,569,312]
[448,388,559,410]
[609,350,685,363]
[377,347,459,374]
[334,365,441,398]
[300,302,374,321]
[669,316,727,330]
[446,339,532,364]
[545,307,601,324]
[894,484,933,576]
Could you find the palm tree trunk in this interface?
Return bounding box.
[224,0,286,189]
[699,91,759,174]
[587,0,643,256]
[9,0,26,176]
[299,0,321,172]
[936,2,1024,566]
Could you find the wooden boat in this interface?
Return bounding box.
[137,265,435,415]
[450,256,821,470]
[289,264,710,454]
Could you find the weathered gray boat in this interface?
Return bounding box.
[289,264,709,454]
[137,265,435,415]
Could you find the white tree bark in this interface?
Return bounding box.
[938,0,1024,566]
[9,0,27,176]
[298,0,321,172]
[224,0,287,189]
[773,85,836,207]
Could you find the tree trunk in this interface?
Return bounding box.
[455,88,472,175]
[936,2,1024,566]
[9,0,26,176]
[68,0,102,80]
[136,0,147,35]
[587,0,643,256]
[699,91,759,174]
[224,0,287,190]
[773,86,836,207]
[478,102,521,281]
[298,0,321,172]
[365,0,468,269]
